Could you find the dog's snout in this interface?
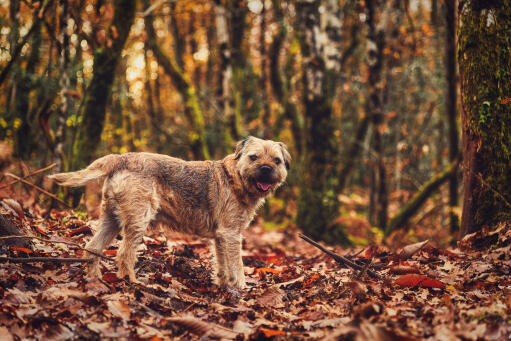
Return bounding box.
[259,165,273,175]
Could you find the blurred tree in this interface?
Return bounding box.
[366,0,388,230]
[459,0,511,237]
[144,0,210,160]
[72,0,136,170]
[445,0,459,234]
[295,0,347,244]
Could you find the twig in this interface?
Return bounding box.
[298,233,382,280]
[357,257,373,279]
[0,256,92,263]
[4,172,70,207]
[0,235,114,262]
[0,163,56,190]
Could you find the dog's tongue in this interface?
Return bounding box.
[257,182,271,191]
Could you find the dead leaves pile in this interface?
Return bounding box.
[1,202,511,340]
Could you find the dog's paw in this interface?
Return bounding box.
[227,272,246,290]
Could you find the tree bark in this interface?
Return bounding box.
[459,1,511,237]
[72,0,136,171]
[295,0,346,244]
[270,0,303,153]
[366,0,388,230]
[445,0,460,234]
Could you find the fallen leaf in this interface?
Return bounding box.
[104,249,117,256]
[390,264,420,275]
[303,273,321,287]
[399,240,428,260]
[167,316,239,339]
[1,199,24,218]
[107,299,131,321]
[102,272,121,283]
[9,246,33,254]
[395,274,445,289]
[261,328,286,337]
[68,226,91,236]
[257,286,285,307]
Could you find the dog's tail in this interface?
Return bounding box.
[48,154,119,187]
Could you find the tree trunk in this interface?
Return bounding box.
[270,0,303,153]
[260,1,271,140]
[366,0,387,230]
[214,0,234,152]
[72,0,136,171]
[12,0,43,159]
[445,0,460,234]
[295,0,347,244]
[144,0,210,160]
[55,0,70,172]
[459,1,511,238]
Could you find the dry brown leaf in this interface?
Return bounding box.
[1,199,23,218]
[107,299,131,321]
[399,240,429,260]
[257,285,285,308]
[167,316,239,339]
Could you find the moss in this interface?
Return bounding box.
[459,1,511,227]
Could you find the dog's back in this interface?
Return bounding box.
[49,152,204,187]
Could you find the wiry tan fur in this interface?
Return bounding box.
[48,137,290,289]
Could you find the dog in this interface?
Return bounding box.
[49,137,290,289]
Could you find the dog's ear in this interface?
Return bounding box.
[278,142,291,170]
[234,136,254,160]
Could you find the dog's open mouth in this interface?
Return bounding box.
[256,181,272,192]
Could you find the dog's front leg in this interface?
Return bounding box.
[214,229,245,289]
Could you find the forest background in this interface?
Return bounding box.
[1,0,510,248]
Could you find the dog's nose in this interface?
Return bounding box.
[259,165,273,175]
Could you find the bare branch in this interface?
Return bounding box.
[298,233,382,280]
[4,172,70,208]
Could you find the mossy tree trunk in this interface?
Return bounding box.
[295,0,348,244]
[11,0,43,159]
[458,0,511,237]
[72,0,136,171]
[144,0,210,160]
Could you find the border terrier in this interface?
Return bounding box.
[49,137,290,289]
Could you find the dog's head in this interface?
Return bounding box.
[233,136,290,197]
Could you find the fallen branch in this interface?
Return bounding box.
[385,158,459,236]
[0,256,92,263]
[0,163,56,190]
[4,172,70,207]
[0,235,114,262]
[298,233,382,280]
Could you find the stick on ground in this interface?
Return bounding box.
[4,172,70,207]
[0,163,56,190]
[0,257,92,263]
[298,233,382,280]
[0,235,114,262]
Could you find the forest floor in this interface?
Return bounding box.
[1,191,511,340]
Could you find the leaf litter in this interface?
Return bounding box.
[0,200,511,340]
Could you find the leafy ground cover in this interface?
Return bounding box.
[1,197,511,340]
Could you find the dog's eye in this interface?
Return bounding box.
[274,158,282,165]
[249,155,258,161]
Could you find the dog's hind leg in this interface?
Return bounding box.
[114,177,159,282]
[84,210,121,278]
